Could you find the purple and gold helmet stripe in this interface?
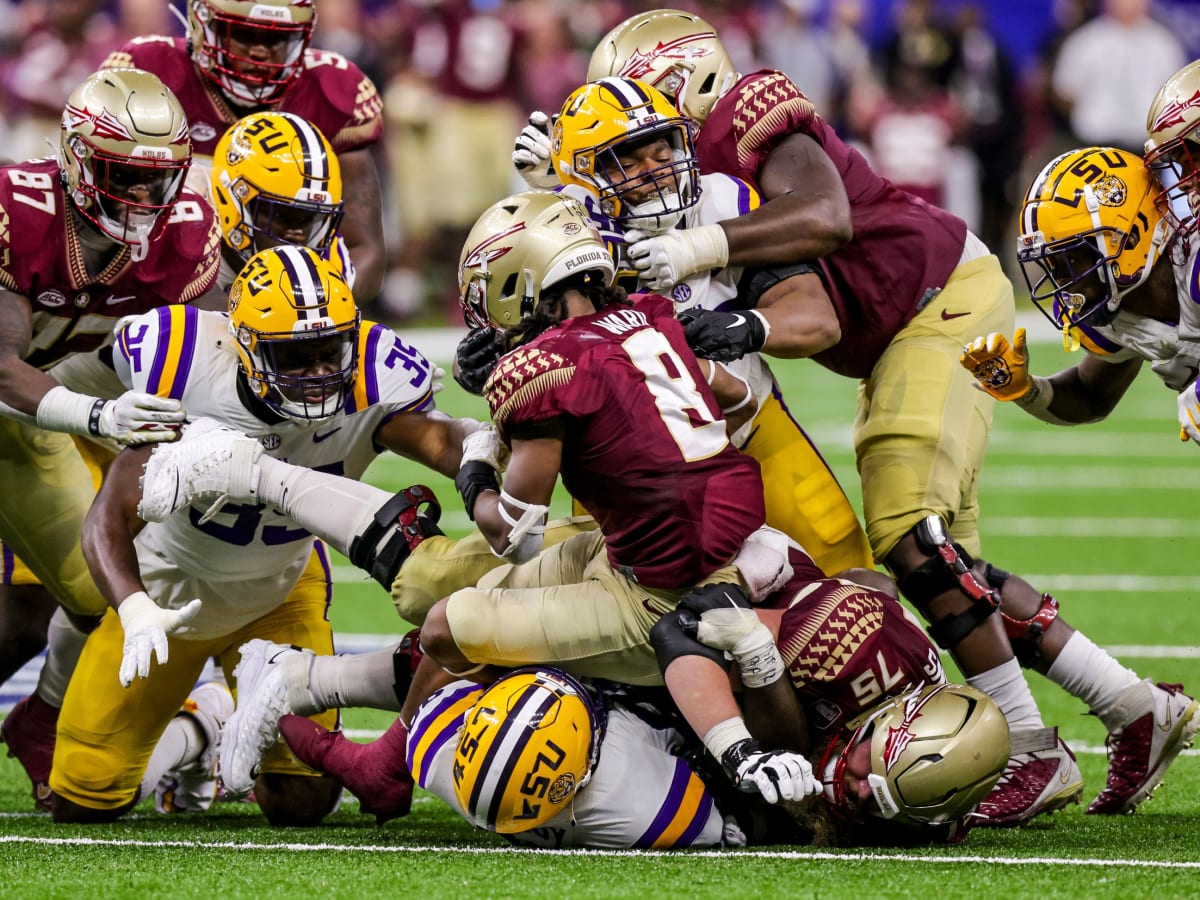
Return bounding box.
[635,757,714,848]
[145,305,199,399]
[596,76,653,112]
[278,112,329,197]
[276,244,325,315]
[471,686,560,829]
[408,683,484,788]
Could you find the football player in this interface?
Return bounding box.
[101,0,386,300]
[961,146,1200,814]
[560,7,1174,826]
[0,67,218,809]
[545,77,872,578]
[41,245,474,824]
[138,190,813,809]
[210,111,352,292]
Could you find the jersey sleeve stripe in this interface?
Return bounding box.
[348,323,384,412]
[736,178,760,215]
[407,684,483,787]
[634,757,714,848]
[146,305,199,399]
[2,544,14,585]
[1074,320,1123,356]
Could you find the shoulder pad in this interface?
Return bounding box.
[729,71,815,160]
[485,346,575,427]
[346,322,437,414]
[114,304,205,399]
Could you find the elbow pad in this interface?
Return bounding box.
[496,489,548,562]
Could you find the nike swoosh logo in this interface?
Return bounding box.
[941,310,971,320]
[105,294,137,306]
[727,314,746,329]
[313,427,342,443]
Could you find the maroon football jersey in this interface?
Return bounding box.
[0,159,219,370]
[695,70,970,379]
[771,547,944,738]
[103,37,383,156]
[484,293,765,588]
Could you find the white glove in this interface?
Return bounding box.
[733,524,793,601]
[100,391,186,445]
[512,110,558,190]
[1179,380,1200,444]
[626,224,730,290]
[117,591,202,687]
[723,739,820,804]
[461,425,510,474]
[430,365,446,396]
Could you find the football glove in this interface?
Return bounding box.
[960,328,1033,401]
[626,224,730,290]
[721,739,820,804]
[680,309,770,362]
[117,591,202,687]
[1178,380,1200,444]
[460,425,509,474]
[35,385,184,445]
[454,328,504,396]
[679,582,785,688]
[512,111,558,190]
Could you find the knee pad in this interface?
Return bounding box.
[349,485,444,589]
[1000,592,1060,668]
[895,515,1000,650]
[650,610,730,675]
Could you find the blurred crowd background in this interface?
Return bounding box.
[1,0,1197,323]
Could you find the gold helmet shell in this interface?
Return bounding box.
[458,191,615,336]
[587,8,737,124]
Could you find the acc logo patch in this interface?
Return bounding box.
[37,289,67,308]
[1093,175,1127,207]
[191,122,218,143]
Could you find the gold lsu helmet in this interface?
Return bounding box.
[820,683,1010,829]
[60,68,191,260]
[1145,59,1200,238]
[228,244,360,421]
[1017,147,1169,336]
[587,8,737,124]
[553,77,700,231]
[452,668,604,834]
[187,0,316,107]
[212,112,344,263]
[458,191,616,336]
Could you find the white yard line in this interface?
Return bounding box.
[0,834,1196,866]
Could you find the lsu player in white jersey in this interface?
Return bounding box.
[210,111,355,293]
[42,245,479,824]
[517,76,872,577]
[960,146,1200,815]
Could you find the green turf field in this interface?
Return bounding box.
[3,327,1199,898]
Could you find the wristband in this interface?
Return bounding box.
[702,715,754,762]
[455,460,500,521]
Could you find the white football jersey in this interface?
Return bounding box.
[407,680,724,849]
[66,305,437,638]
[1075,234,1200,391]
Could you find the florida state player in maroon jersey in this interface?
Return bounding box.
[0,68,218,808]
[579,8,1186,826]
[101,0,386,300]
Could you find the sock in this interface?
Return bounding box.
[294,644,404,715]
[967,657,1045,732]
[138,714,204,801]
[1045,631,1143,730]
[35,608,88,708]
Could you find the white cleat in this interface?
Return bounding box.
[220,640,313,799]
[138,417,263,523]
[156,682,235,814]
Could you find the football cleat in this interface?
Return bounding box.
[220,639,314,799]
[972,727,1083,827]
[138,418,263,523]
[156,682,235,814]
[278,714,413,825]
[1088,681,1200,815]
[0,692,59,812]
